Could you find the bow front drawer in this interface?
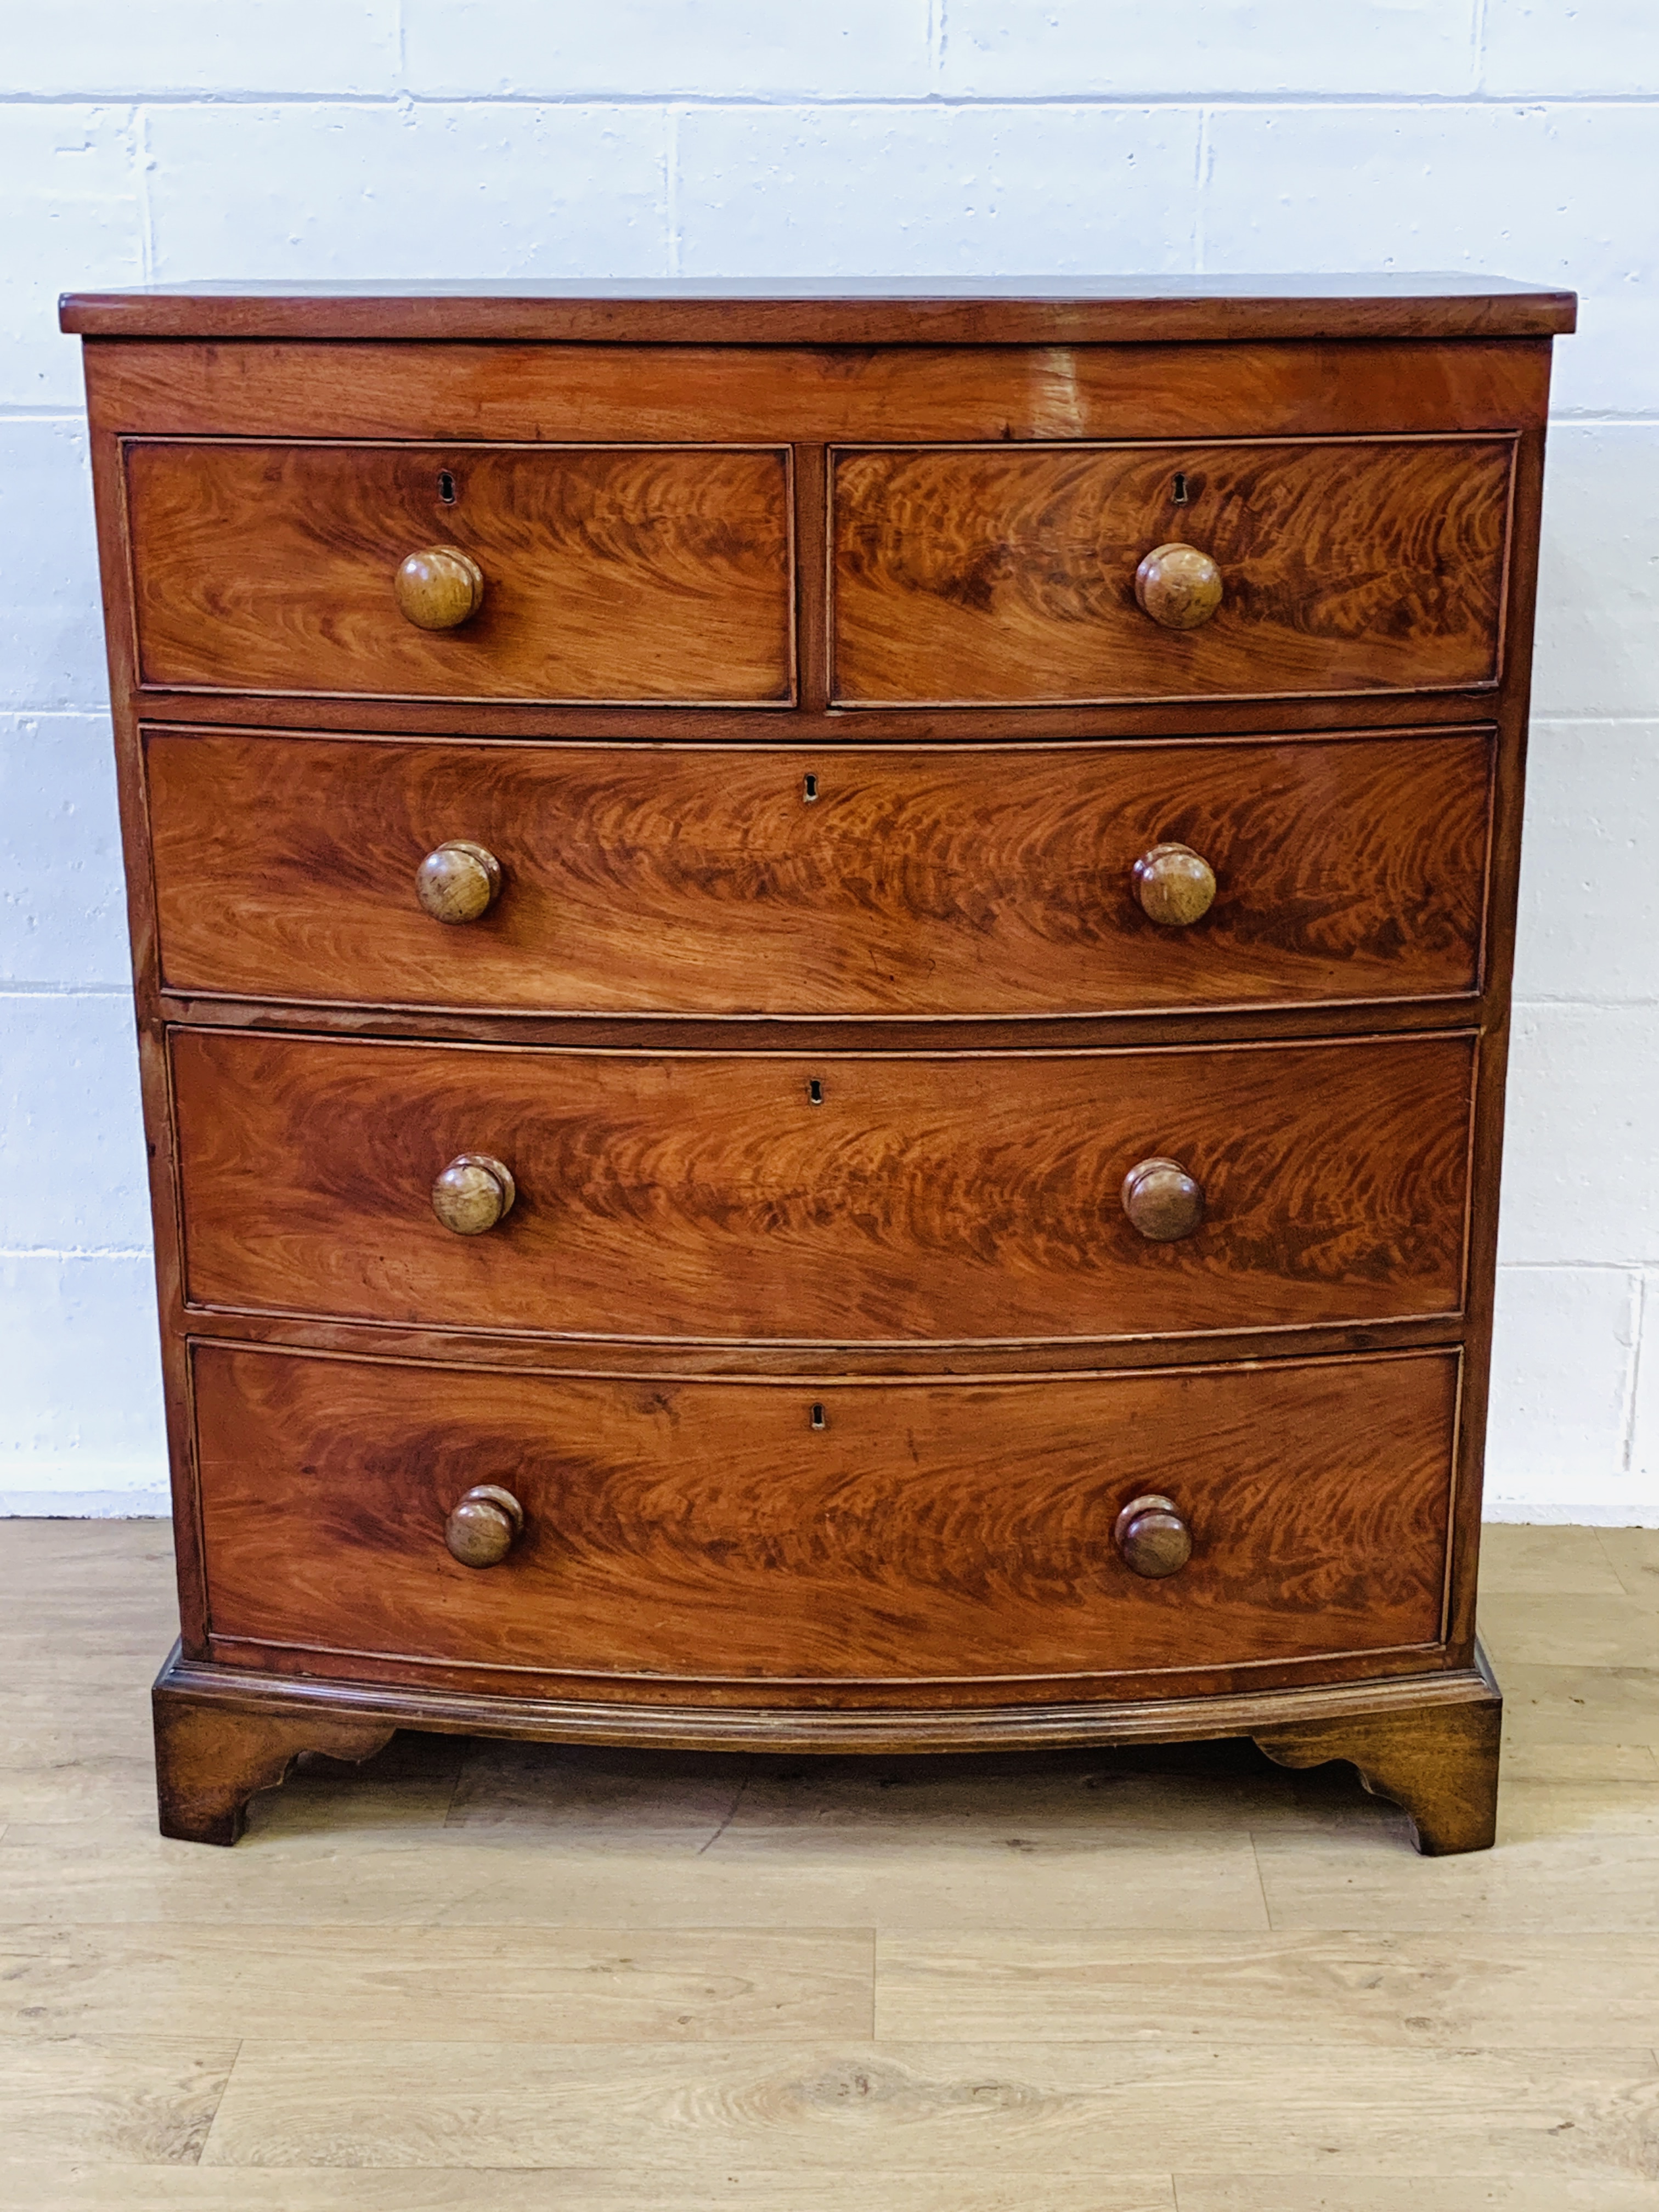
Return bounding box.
[194,1342,1459,1692]
[170,1028,1476,1345]
[146,725,1493,1019]
[122,439,795,703]
[831,436,1514,705]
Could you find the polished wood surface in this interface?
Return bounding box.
[145,727,1494,1018]
[61,272,1579,343]
[443,1483,525,1570]
[125,440,794,702]
[1113,1493,1194,1579]
[1135,542,1224,630]
[429,1153,516,1237]
[415,839,501,924]
[152,1686,393,1848]
[1256,1651,1502,1856]
[190,1344,1458,1688]
[85,335,1558,452]
[170,1029,1475,1344]
[831,438,1513,704]
[67,290,1564,1854]
[1120,1158,1206,1244]
[393,544,485,630]
[1133,841,1217,928]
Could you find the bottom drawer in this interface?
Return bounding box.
[194,1345,1458,1693]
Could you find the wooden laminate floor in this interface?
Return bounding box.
[2,1519,1657,2207]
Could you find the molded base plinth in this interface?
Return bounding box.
[151,1642,1502,1852]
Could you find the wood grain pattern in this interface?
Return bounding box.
[1,1923,877,2041]
[190,2040,1659,2182]
[169,1029,1476,1344]
[832,438,1513,704]
[84,335,1557,450]
[145,727,1494,1018]
[63,295,1566,1852]
[191,1344,1458,1684]
[151,1695,394,1847]
[124,441,793,703]
[876,1929,1659,2047]
[60,274,1579,345]
[1256,1655,1502,1855]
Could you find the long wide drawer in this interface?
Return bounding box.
[195,1343,1458,1688]
[832,436,1514,704]
[123,439,794,703]
[171,1029,1476,1344]
[146,726,1494,1018]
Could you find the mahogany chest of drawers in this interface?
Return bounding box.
[61,277,1575,1851]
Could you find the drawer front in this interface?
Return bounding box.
[125,440,794,703]
[148,726,1493,1018]
[832,437,1513,705]
[194,1343,1458,1686]
[172,1030,1474,1343]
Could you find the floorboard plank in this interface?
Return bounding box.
[193,2037,1659,2181]
[876,1929,1659,2046]
[0,1925,874,2044]
[0,2033,239,2164]
[0,2170,1175,2211]
[0,1821,1273,1931]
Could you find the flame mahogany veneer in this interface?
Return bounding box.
[65,279,1570,1851]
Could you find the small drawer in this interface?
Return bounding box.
[194,1342,1458,1690]
[146,725,1494,1018]
[171,1029,1475,1345]
[123,439,794,703]
[831,436,1514,705]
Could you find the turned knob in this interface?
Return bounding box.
[1133,842,1216,928]
[1122,1156,1204,1243]
[1135,541,1223,630]
[394,545,485,631]
[445,1483,524,1568]
[431,1153,516,1235]
[1114,1492,1193,1579]
[416,840,502,924]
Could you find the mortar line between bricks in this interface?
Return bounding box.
[0,1248,152,1260]
[1620,1274,1645,1473]
[7,89,1659,111]
[134,104,155,283]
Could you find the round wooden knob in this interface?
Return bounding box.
[1122,1156,1205,1243]
[431,1153,516,1236]
[445,1483,524,1568]
[394,545,484,631]
[1133,842,1216,928]
[1114,1493,1193,1579]
[1135,542,1223,630]
[416,840,501,924]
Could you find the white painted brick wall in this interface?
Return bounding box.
[1,3,1653,1520]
